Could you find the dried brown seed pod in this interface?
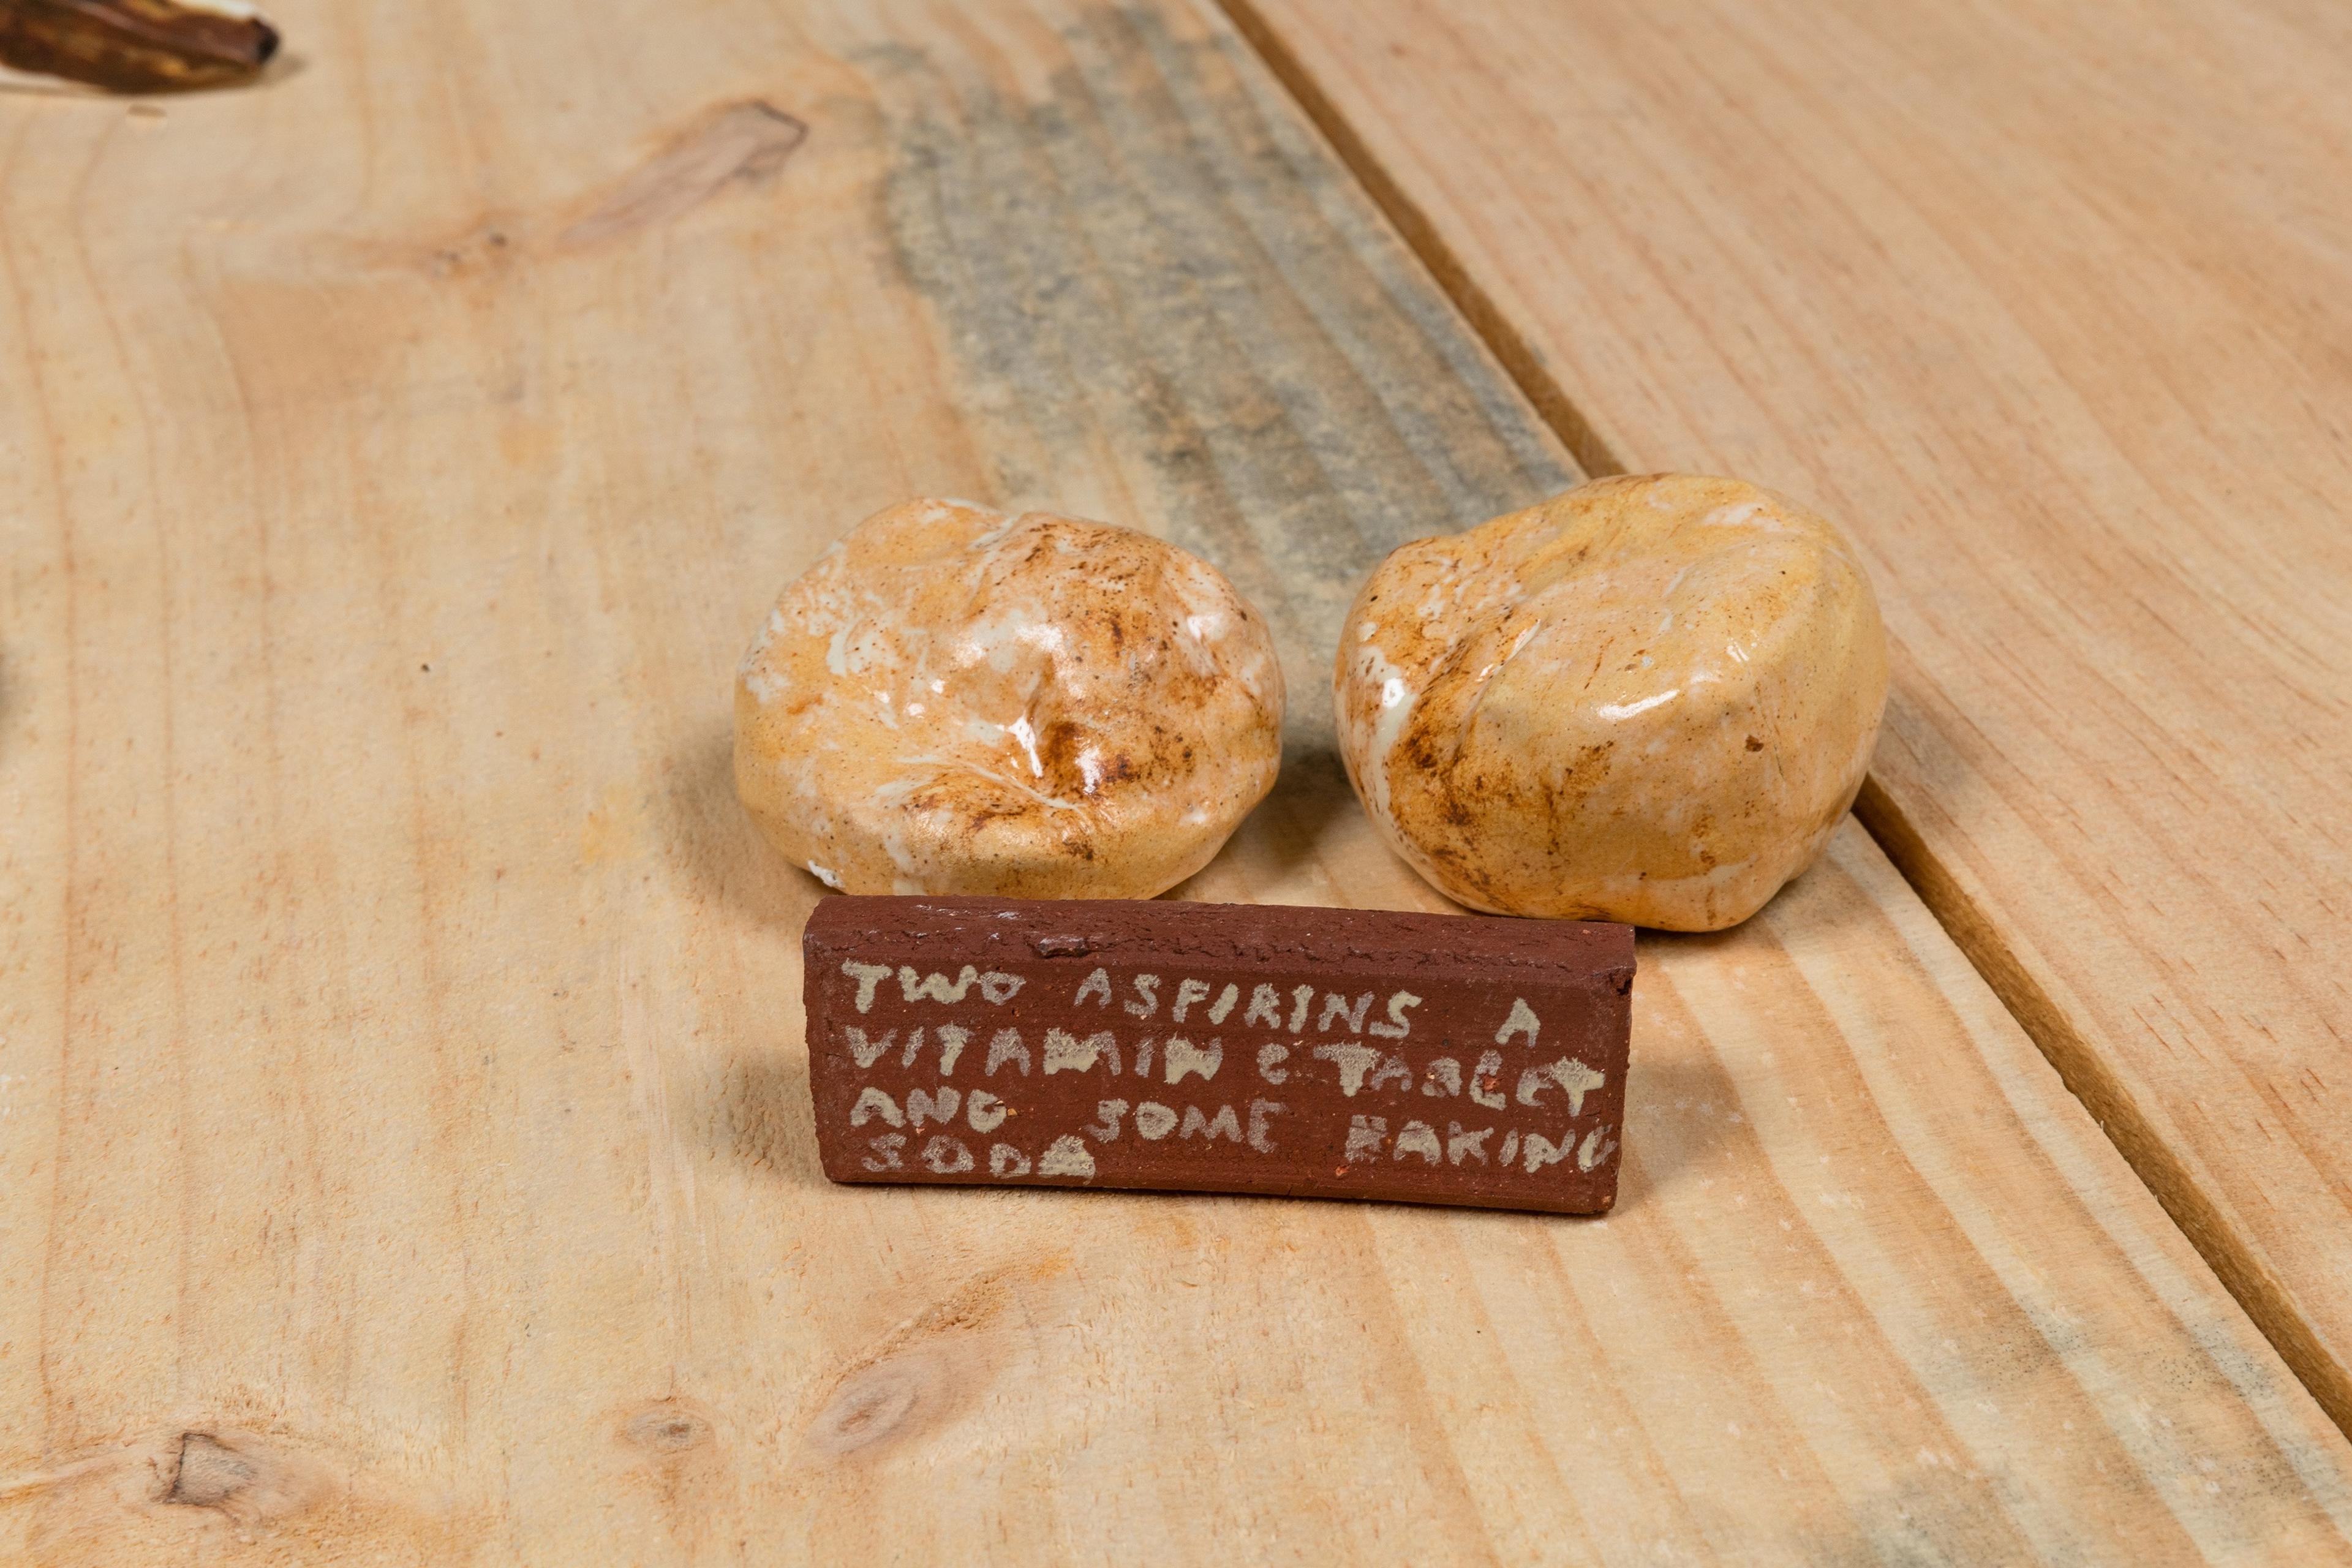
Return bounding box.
[0,0,278,93]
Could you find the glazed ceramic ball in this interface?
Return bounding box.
[1334,474,1887,930]
[736,499,1284,898]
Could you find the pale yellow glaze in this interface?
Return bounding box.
[736,499,1284,898]
[1333,475,1888,930]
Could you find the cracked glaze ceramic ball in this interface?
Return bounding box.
[1335,475,1888,931]
[736,499,1284,899]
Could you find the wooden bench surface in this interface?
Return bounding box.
[3,0,2349,1561]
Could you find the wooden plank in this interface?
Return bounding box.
[1,0,2348,1559]
[1226,0,2352,1432]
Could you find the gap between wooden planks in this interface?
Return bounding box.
[2,0,2351,1561]
[1219,0,2352,1439]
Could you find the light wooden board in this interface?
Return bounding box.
[2,0,2350,1561]
[1226,0,2352,1434]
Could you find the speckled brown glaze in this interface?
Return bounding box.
[736,500,1284,898]
[1334,475,1888,930]
[806,897,1634,1215]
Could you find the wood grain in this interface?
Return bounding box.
[2,0,2349,1560]
[1226,0,2352,1433]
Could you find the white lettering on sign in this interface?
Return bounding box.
[1556,1060,1606,1116]
[843,960,892,1013]
[1044,1028,1120,1076]
[1495,997,1542,1047]
[1517,1057,1606,1116]
[922,1136,974,1174]
[937,1025,970,1076]
[905,1086,960,1131]
[900,965,978,1005]
[1317,992,1373,1033]
[985,1029,1031,1077]
[1369,991,1421,1039]
[1520,1131,1572,1174]
[1314,1042,1381,1096]
[835,968,1618,1193]
[1163,1036,1223,1086]
[1124,974,1160,1019]
[1394,1120,1442,1164]
[1469,1051,1507,1109]
[848,959,1022,1012]
[1180,1104,1242,1142]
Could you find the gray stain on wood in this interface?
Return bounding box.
[860,6,1571,760]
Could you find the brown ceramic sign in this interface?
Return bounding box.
[804,897,1634,1215]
